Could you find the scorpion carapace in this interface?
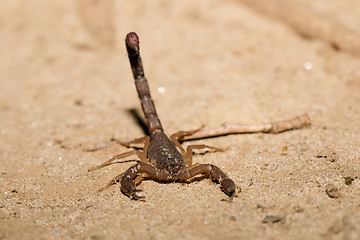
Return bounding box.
[88,32,236,200]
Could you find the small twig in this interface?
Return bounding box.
[180,113,311,141]
[85,114,310,151]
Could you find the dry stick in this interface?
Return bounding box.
[180,114,311,141]
[84,114,311,151]
[83,113,311,152]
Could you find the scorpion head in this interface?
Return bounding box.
[164,157,181,175]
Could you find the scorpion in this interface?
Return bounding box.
[88,32,236,200]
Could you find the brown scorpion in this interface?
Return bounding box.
[88,32,236,200]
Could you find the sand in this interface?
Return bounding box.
[1,0,359,239]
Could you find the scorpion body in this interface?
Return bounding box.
[89,32,236,200]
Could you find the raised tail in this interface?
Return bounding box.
[125,32,163,135]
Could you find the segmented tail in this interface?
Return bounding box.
[125,32,163,135]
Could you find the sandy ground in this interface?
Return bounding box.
[1,0,360,239]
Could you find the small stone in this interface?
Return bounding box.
[344,177,354,185]
[262,215,284,223]
[293,205,304,213]
[229,215,237,221]
[325,184,341,198]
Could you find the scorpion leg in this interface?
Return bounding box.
[98,172,124,192]
[170,127,203,154]
[88,149,150,172]
[98,168,146,193]
[88,136,150,171]
[91,150,150,193]
[185,144,224,168]
[89,136,152,194]
[183,164,236,196]
[121,162,162,200]
[113,136,150,153]
[85,136,149,152]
